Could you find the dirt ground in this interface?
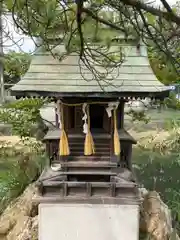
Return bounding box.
[0,136,37,148]
[129,129,170,144]
[0,129,171,147]
[0,135,22,144]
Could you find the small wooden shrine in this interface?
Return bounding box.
[11,38,170,205]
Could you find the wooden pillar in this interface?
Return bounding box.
[110,115,114,157]
[118,100,125,129]
[117,101,125,166]
[55,107,59,128]
[110,107,119,163]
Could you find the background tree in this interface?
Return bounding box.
[146,3,180,85]
[0,51,49,140]
[149,48,179,85]
[0,97,50,139]
[3,51,31,89]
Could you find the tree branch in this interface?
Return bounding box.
[76,0,84,57]
[82,7,126,33]
[117,0,180,24]
[160,0,173,13]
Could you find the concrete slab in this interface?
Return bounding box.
[39,203,139,240]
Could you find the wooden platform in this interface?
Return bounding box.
[36,161,139,205]
[38,128,139,205]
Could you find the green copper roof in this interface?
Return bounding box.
[11,43,170,98]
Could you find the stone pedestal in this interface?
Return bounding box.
[39,203,139,240]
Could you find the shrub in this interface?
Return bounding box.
[0,98,51,139]
[164,92,180,110]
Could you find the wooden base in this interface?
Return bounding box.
[36,162,139,205]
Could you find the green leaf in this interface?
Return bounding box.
[146,13,156,25]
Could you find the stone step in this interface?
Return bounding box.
[62,170,117,176]
[69,142,110,147]
[68,156,110,161]
[60,161,117,168]
[70,152,110,157]
[69,146,110,150]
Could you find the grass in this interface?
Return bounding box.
[133,149,180,199]
[125,109,180,132]
[145,109,180,120]
[133,145,180,234]
[125,109,180,121]
[131,109,180,121]
[0,139,46,214]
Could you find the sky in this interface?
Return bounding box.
[3,14,36,53]
[155,0,176,5]
[2,0,177,54]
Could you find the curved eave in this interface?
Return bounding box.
[11,89,170,100]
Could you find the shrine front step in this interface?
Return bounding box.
[69,149,110,155]
[70,152,111,157]
[62,155,111,162]
[69,145,110,150]
[69,144,111,156]
[60,160,117,172]
[61,161,117,168]
[68,138,111,156]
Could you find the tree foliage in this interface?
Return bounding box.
[0,52,48,139]
[3,0,180,84]
[3,51,31,88]
[146,5,180,85]
[149,47,180,85]
[0,98,51,138]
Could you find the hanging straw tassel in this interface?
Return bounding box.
[84,104,95,156]
[113,108,120,156]
[58,102,70,156]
